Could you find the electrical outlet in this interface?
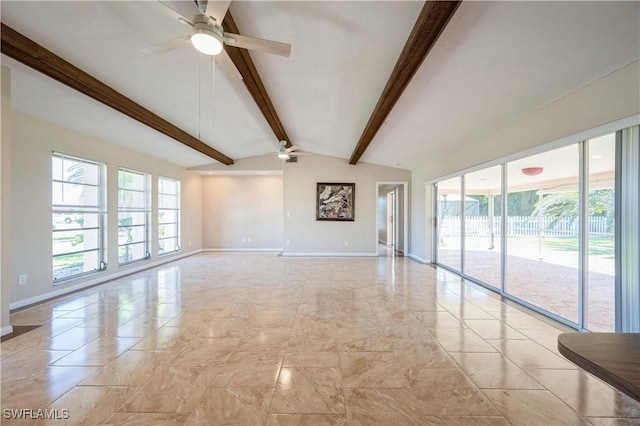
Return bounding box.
[242,238,246,243]
[344,240,349,247]
[18,274,27,286]
[247,237,251,243]
[188,240,192,246]
[286,240,291,246]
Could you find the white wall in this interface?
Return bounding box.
[283,154,410,255]
[410,61,640,262]
[202,174,283,250]
[9,112,202,307]
[1,66,13,334]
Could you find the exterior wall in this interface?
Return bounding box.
[283,154,410,255]
[411,60,640,262]
[9,112,202,308]
[202,174,283,250]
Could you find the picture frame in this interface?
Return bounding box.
[316,182,355,221]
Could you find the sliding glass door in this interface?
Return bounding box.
[436,177,462,272]
[432,125,636,330]
[463,166,502,289]
[505,145,580,324]
[586,133,616,331]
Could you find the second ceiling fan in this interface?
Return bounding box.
[145,0,291,80]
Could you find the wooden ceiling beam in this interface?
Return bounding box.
[1,22,234,165]
[349,1,461,165]
[222,12,292,148]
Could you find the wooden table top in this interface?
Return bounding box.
[558,332,640,402]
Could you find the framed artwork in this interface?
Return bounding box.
[316,182,355,221]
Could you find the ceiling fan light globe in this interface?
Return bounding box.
[191,30,223,55]
[278,152,290,160]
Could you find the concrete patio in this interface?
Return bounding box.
[438,237,615,331]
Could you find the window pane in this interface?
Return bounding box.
[159,238,178,254]
[159,224,177,239]
[160,179,177,194]
[129,172,145,190]
[159,209,177,224]
[62,158,99,185]
[463,166,502,289]
[119,211,148,227]
[437,176,462,271]
[119,242,147,264]
[159,194,178,209]
[52,156,63,181]
[53,228,100,255]
[586,133,616,331]
[118,189,146,209]
[53,250,101,281]
[505,144,580,324]
[118,225,148,245]
[53,182,99,207]
[119,170,145,190]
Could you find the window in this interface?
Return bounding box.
[158,177,180,255]
[52,153,105,283]
[118,168,150,264]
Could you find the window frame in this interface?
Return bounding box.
[52,152,106,284]
[158,176,181,256]
[117,167,151,265]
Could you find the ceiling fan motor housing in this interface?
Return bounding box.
[190,14,224,55]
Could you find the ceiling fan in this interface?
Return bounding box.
[145,0,291,80]
[276,140,301,160]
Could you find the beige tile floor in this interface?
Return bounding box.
[1,253,638,425]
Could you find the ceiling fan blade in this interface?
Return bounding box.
[142,35,191,54]
[152,1,194,28]
[205,0,232,23]
[224,32,291,57]
[215,50,243,81]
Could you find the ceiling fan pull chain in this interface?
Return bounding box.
[211,55,216,127]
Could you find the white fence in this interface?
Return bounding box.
[440,216,612,238]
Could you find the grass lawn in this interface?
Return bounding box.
[544,237,614,259]
[53,253,83,267]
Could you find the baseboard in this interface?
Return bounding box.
[9,249,202,311]
[1,325,14,336]
[282,252,377,257]
[203,248,283,252]
[408,253,428,264]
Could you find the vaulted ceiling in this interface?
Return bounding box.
[1,1,638,171]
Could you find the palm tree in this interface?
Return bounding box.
[532,189,614,232]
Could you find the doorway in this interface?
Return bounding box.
[377,182,407,257]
